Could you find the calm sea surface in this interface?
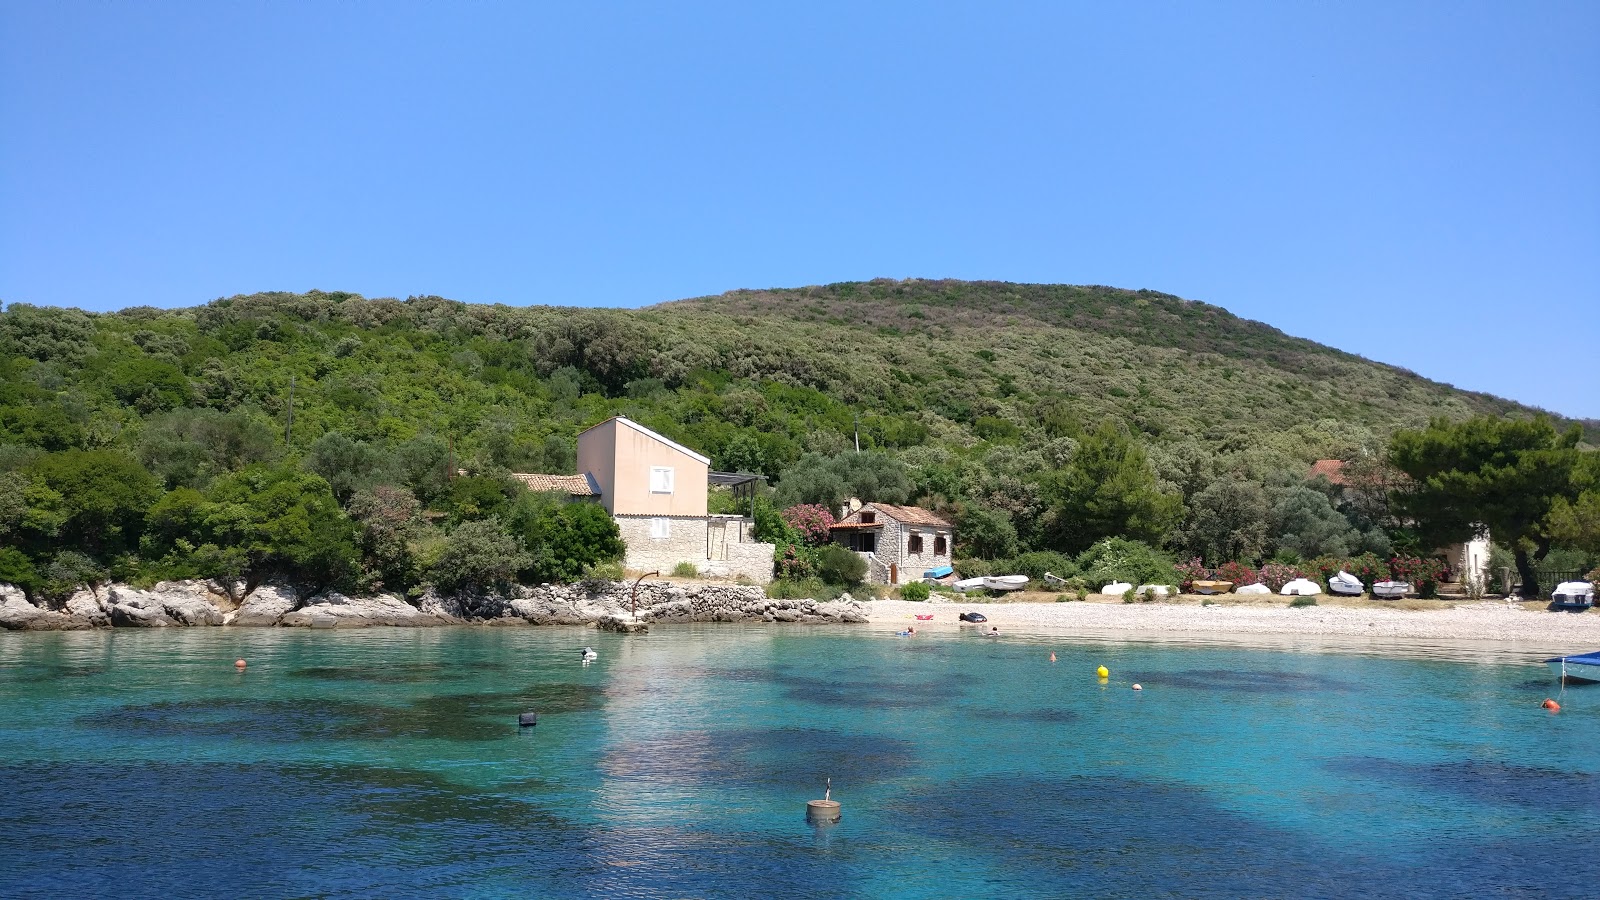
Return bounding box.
[1,625,1596,898]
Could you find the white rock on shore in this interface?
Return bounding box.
[0,579,870,630]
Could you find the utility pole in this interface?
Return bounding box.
[284,375,295,446]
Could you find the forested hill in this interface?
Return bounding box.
[0,281,1589,490]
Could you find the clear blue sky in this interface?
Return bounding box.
[3,2,1596,417]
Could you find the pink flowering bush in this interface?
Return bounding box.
[1388,556,1451,598]
[1258,563,1305,592]
[1215,561,1259,586]
[1175,558,1208,592]
[781,504,837,546]
[776,544,814,579]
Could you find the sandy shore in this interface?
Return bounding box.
[867,596,1600,658]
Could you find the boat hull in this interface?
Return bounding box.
[1546,651,1600,683]
[983,575,1028,591]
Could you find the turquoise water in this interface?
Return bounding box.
[1,625,1596,898]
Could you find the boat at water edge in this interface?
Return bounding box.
[1546,650,1600,683]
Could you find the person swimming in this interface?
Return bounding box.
[985,626,999,637]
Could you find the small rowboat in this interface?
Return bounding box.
[1546,650,1600,683]
[982,575,1029,591]
[1191,580,1234,595]
[953,577,987,593]
[1373,581,1410,599]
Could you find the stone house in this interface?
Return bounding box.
[516,417,774,583]
[830,502,954,585]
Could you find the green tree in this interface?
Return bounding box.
[307,431,384,504]
[1041,421,1182,554]
[201,464,360,596]
[22,450,161,558]
[1182,477,1270,564]
[815,544,867,585]
[775,451,912,508]
[955,505,1019,559]
[1389,415,1583,597]
[0,548,41,598]
[428,517,531,593]
[514,499,626,583]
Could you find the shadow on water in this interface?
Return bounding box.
[0,761,591,898]
[0,663,107,683]
[1326,756,1600,810]
[892,773,1587,898]
[289,660,509,684]
[1138,668,1358,694]
[604,727,917,788]
[0,761,870,900]
[670,664,959,709]
[968,706,1079,724]
[83,682,608,743]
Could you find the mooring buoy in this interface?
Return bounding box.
[806,778,841,824]
[518,711,538,727]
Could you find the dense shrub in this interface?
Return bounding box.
[1258,562,1305,592]
[1289,595,1318,608]
[1175,557,1208,592]
[899,581,931,601]
[1075,538,1178,588]
[1215,560,1259,586]
[815,544,867,585]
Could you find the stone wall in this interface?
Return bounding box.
[615,514,774,584]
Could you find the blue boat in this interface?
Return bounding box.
[923,565,954,580]
[1546,650,1600,684]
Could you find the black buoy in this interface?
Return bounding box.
[518,712,538,727]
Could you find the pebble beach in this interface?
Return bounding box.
[868,596,1600,657]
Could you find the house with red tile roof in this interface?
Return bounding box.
[830,502,954,585]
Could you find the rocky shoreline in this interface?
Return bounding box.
[0,580,869,631]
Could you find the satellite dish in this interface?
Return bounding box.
[847,497,863,512]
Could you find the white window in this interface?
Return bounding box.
[650,466,675,494]
[650,518,671,539]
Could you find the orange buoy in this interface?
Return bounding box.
[234,659,247,670]
[1541,698,1560,712]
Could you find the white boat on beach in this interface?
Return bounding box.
[952,577,987,593]
[1328,571,1364,596]
[1101,581,1133,595]
[1552,581,1595,610]
[982,575,1029,592]
[1373,580,1410,599]
[1280,578,1322,596]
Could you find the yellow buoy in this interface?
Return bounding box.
[1096,665,1109,678]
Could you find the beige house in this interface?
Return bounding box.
[830,502,954,585]
[518,417,774,583]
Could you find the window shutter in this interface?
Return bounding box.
[650,466,675,494]
[650,518,671,539]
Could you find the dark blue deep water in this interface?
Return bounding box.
[2,626,1596,898]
